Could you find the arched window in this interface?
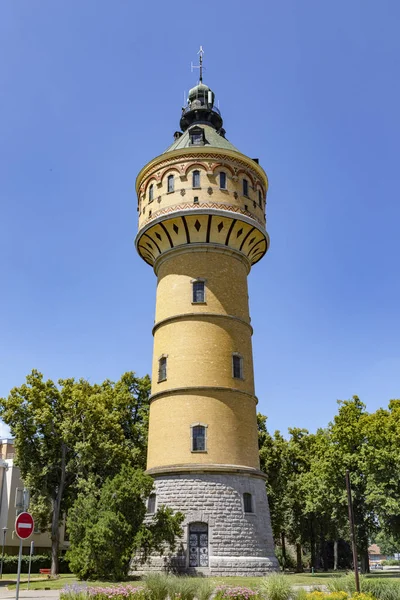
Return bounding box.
[192,170,200,188]
[149,184,154,202]
[220,172,227,189]
[167,174,174,193]
[158,355,167,382]
[147,494,156,514]
[232,353,243,379]
[243,179,249,197]
[258,190,262,207]
[243,493,253,513]
[191,424,207,452]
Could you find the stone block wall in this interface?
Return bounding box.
[133,470,278,576]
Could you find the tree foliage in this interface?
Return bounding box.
[259,396,400,573]
[66,465,183,580]
[0,370,151,575]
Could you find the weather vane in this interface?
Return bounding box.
[191,46,204,83]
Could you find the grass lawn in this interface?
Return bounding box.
[5,570,400,591]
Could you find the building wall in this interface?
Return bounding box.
[0,440,66,554]
[147,389,260,470]
[134,472,278,576]
[147,248,259,472]
[137,146,268,232]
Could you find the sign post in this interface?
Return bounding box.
[15,512,34,600]
[27,541,34,590]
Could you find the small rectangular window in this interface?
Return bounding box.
[167,175,174,193]
[191,133,203,146]
[220,172,227,189]
[192,281,205,303]
[232,354,243,379]
[192,170,200,188]
[149,184,154,202]
[258,190,262,207]
[243,493,253,513]
[158,356,167,381]
[243,179,249,197]
[147,494,156,514]
[192,425,206,452]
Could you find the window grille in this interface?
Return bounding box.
[192,280,205,303]
[243,493,253,513]
[167,175,174,193]
[232,354,243,379]
[243,179,249,197]
[158,356,167,381]
[220,172,227,189]
[192,170,200,188]
[192,425,207,452]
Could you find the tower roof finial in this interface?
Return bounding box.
[191,46,204,83]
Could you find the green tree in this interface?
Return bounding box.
[374,531,400,556]
[0,370,151,575]
[66,465,183,580]
[362,400,400,542]
[328,397,377,573]
[258,414,290,568]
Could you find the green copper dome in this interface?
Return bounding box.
[188,83,215,105]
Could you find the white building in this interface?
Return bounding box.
[0,439,67,555]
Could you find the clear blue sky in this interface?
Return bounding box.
[1,0,399,438]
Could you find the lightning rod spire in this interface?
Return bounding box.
[191,46,204,83]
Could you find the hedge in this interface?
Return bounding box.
[0,554,70,574]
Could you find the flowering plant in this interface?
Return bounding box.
[215,585,259,600]
[88,586,150,600]
[61,584,150,600]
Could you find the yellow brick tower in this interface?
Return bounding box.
[135,50,277,576]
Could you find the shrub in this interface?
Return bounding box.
[259,573,293,600]
[195,578,214,600]
[382,560,400,566]
[327,575,358,595]
[358,579,400,600]
[0,553,70,574]
[166,576,197,600]
[328,576,400,600]
[215,585,259,600]
[296,593,376,600]
[274,547,297,570]
[143,573,170,600]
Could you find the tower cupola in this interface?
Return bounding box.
[180,82,223,132]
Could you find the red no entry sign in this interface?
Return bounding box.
[15,512,34,540]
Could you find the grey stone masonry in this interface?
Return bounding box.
[132,470,279,576]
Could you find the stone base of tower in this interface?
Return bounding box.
[132,469,278,576]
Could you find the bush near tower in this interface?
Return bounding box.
[0,370,181,578]
[66,464,183,580]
